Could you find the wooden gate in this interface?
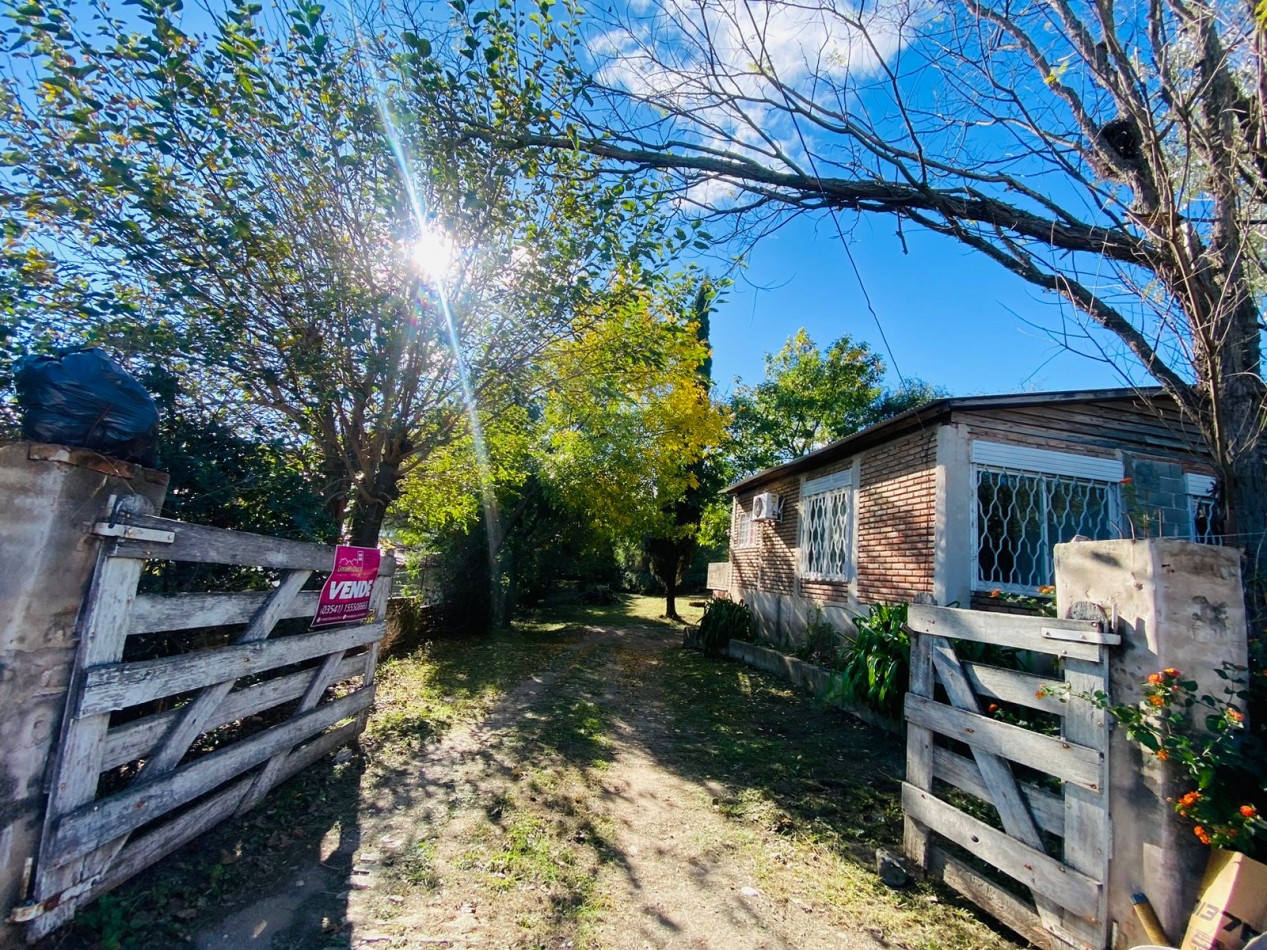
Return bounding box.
[902,603,1114,950]
[15,495,393,940]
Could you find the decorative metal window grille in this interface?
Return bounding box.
[1189,494,1221,544]
[734,508,753,547]
[1185,474,1221,545]
[974,466,1120,592]
[801,486,852,581]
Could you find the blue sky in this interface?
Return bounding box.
[27,0,1159,404]
[705,210,1139,402]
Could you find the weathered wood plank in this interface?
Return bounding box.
[929,848,1072,950]
[904,630,935,870]
[904,693,1102,790]
[932,748,1064,837]
[83,718,363,911]
[141,571,313,776]
[49,688,373,865]
[128,591,323,635]
[80,622,384,715]
[962,662,1070,716]
[108,514,341,570]
[32,496,154,936]
[907,605,1102,662]
[931,637,1048,849]
[902,784,1100,921]
[100,655,365,771]
[929,636,1066,933]
[1060,647,1112,944]
[236,648,346,814]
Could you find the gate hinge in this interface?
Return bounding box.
[91,522,174,544]
[7,875,99,923]
[1041,625,1121,646]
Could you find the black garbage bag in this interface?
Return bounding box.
[15,348,159,466]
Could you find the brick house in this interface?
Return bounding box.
[713,388,1217,644]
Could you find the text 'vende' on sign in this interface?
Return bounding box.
[312,545,381,628]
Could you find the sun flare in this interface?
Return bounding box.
[411,225,455,284]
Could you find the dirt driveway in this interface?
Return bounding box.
[189,613,1020,950]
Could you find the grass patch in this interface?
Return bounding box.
[644,647,1020,949]
[366,624,586,753]
[638,648,907,855]
[516,592,704,632]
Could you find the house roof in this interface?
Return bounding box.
[724,386,1169,495]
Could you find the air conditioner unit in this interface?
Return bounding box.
[752,492,783,522]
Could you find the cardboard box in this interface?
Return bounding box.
[1181,850,1267,950]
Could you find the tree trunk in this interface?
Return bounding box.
[347,456,404,547]
[647,538,685,621]
[662,568,679,622]
[1217,393,1267,633]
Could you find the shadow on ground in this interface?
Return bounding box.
[35,596,1016,949]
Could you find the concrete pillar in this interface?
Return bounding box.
[0,443,167,944]
[933,423,972,608]
[1055,538,1246,949]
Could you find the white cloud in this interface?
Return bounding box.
[587,0,919,183]
[596,0,913,110]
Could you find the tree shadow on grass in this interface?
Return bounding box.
[480,618,1018,948]
[31,625,593,950]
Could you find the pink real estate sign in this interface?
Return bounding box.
[312,545,382,628]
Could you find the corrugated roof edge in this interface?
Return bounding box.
[723,386,1169,495]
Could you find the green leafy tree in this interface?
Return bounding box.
[643,280,724,619]
[388,272,725,622]
[0,0,677,544]
[728,330,944,476]
[421,0,1267,614]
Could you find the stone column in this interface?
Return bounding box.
[1055,538,1246,949]
[0,443,167,944]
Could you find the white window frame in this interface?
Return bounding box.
[970,441,1123,594]
[799,469,855,583]
[1185,473,1220,544]
[733,503,754,548]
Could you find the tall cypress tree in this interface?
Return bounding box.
[646,280,718,620]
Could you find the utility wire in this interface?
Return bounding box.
[739,3,906,387]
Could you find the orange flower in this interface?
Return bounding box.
[1149,695,1165,707]
[1228,709,1245,723]
[987,703,1000,714]
[1155,749,1170,760]
[1035,688,1047,699]
[1241,805,1258,819]
[1147,673,1163,684]
[1194,826,1211,845]
[1121,477,1133,485]
[1163,668,1180,678]
[990,589,1002,598]
[1179,791,1202,809]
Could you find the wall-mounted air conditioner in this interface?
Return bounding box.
[752,492,784,522]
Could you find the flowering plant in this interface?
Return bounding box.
[1051,665,1266,856]
[987,586,1057,618]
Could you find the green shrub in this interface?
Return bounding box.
[697,598,754,653]
[795,612,844,668]
[831,602,910,719]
